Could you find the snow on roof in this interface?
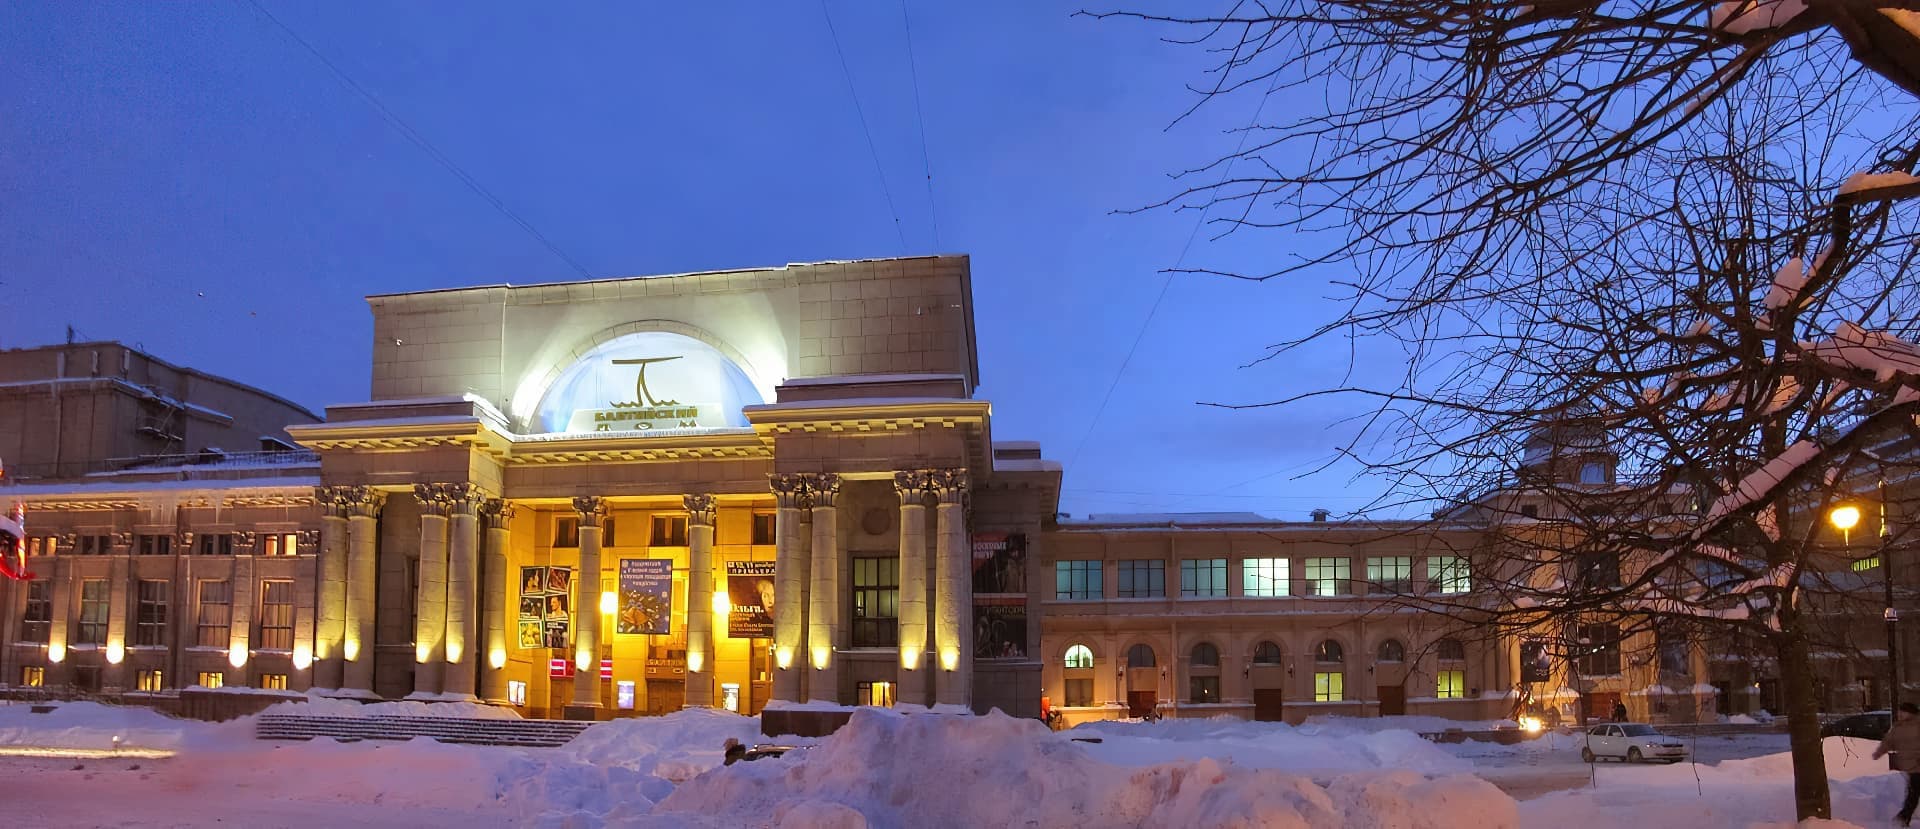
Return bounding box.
[1839,169,1920,196]
[780,373,967,387]
[0,475,320,498]
[1710,0,1808,34]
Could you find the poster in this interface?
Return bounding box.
[1521,639,1552,683]
[971,532,1027,596]
[617,558,674,635]
[726,562,776,638]
[518,565,574,651]
[973,596,1027,660]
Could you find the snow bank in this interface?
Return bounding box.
[1068,715,1473,775]
[264,693,524,720]
[0,700,206,750]
[1839,170,1920,196]
[654,709,1517,829]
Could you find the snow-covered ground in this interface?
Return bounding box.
[0,698,1903,828]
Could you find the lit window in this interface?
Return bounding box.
[858,680,895,707]
[21,666,44,687]
[1366,556,1412,594]
[1430,555,1471,594]
[617,680,636,710]
[135,580,169,647]
[1314,671,1344,702]
[261,533,299,557]
[1055,561,1103,600]
[258,580,295,650]
[1576,624,1622,676]
[77,580,109,645]
[1303,557,1350,596]
[649,515,688,547]
[1064,644,1094,670]
[508,680,528,706]
[197,580,232,647]
[1179,559,1227,597]
[1242,558,1289,597]
[721,683,741,712]
[21,580,51,643]
[1854,556,1882,572]
[136,670,164,692]
[197,671,224,689]
[258,674,288,690]
[1437,670,1466,699]
[1117,560,1165,598]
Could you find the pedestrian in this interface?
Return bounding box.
[1613,701,1628,722]
[722,738,746,766]
[1874,702,1920,826]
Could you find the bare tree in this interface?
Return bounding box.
[1093,1,1920,819]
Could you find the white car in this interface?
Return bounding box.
[1581,723,1688,763]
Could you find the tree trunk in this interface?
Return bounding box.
[1776,621,1833,820]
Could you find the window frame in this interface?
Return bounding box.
[1436,669,1466,699]
[196,580,232,648]
[1179,558,1228,598]
[135,579,169,647]
[1429,555,1471,594]
[21,580,51,643]
[1366,556,1412,594]
[1303,557,1351,596]
[850,556,900,648]
[1064,644,1094,670]
[1242,557,1290,597]
[649,515,688,547]
[136,669,164,692]
[1116,560,1166,599]
[197,533,234,556]
[1576,623,1622,677]
[21,666,44,688]
[77,579,110,645]
[750,512,776,546]
[197,671,225,689]
[1314,671,1345,702]
[257,580,296,651]
[554,517,580,548]
[1055,560,1103,600]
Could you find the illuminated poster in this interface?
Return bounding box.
[518,565,574,651]
[617,558,674,635]
[726,561,776,638]
[971,533,1028,660]
[973,597,1027,660]
[971,532,1026,595]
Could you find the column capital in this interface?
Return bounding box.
[770,474,812,510]
[58,531,77,548]
[803,473,841,509]
[176,530,196,549]
[415,483,454,517]
[315,486,357,519]
[929,469,969,504]
[337,487,387,519]
[295,529,320,549]
[894,470,934,503]
[479,499,516,530]
[235,531,258,552]
[440,483,486,516]
[572,495,609,527]
[683,493,717,528]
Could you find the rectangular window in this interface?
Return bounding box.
[650,515,688,547]
[555,517,580,548]
[1242,558,1290,597]
[21,666,44,688]
[1314,671,1345,702]
[197,671,224,689]
[258,673,288,690]
[1854,556,1882,572]
[21,580,51,643]
[1303,557,1351,596]
[135,579,169,647]
[1189,675,1221,703]
[1366,556,1412,594]
[1576,623,1622,676]
[1055,560,1103,600]
[1437,670,1466,699]
[1179,559,1227,597]
[76,535,112,556]
[261,533,299,557]
[1116,560,1166,598]
[857,680,896,707]
[196,534,234,556]
[26,536,52,557]
[1064,677,1093,707]
[507,680,528,706]
[72,665,100,693]
[851,557,899,648]
[136,669,164,692]
[751,512,776,545]
[77,579,109,645]
[196,580,232,647]
[1430,555,1471,594]
[602,518,618,547]
[258,580,295,650]
[136,533,173,556]
[1577,553,1621,590]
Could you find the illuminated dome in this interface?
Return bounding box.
[532,331,764,434]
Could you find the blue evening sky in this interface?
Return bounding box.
[0,2,1385,519]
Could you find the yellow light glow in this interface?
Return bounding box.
[1830,505,1863,531]
[811,646,830,670]
[1519,716,1545,733]
[107,642,126,665]
[0,745,175,760]
[939,648,960,672]
[576,648,594,671]
[712,590,729,617]
[48,643,65,664]
[228,644,247,668]
[774,646,793,670]
[688,650,705,673]
[445,642,463,664]
[901,647,922,671]
[293,646,313,671]
[415,644,432,663]
[600,591,617,615]
[489,648,507,669]
[344,639,360,662]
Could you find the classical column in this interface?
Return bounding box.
[567,496,607,719]
[805,473,842,704]
[770,475,810,704]
[684,493,717,709]
[314,487,353,689]
[105,550,130,691]
[442,485,483,700]
[895,470,933,705]
[230,534,257,683]
[342,487,385,693]
[478,500,514,705]
[410,484,452,696]
[931,469,971,708]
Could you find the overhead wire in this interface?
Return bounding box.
[898,0,941,250]
[819,0,911,253]
[238,0,596,282]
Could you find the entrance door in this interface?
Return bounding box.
[1128,690,1156,718]
[1379,684,1406,717]
[1584,691,1621,724]
[1253,689,1285,722]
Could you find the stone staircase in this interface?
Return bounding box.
[255,714,594,748]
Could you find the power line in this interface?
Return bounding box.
[898,0,940,250]
[238,0,596,282]
[819,0,910,253]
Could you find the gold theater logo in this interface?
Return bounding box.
[590,356,701,431]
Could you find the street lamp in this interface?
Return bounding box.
[1831,484,1897,712]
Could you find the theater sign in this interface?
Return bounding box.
[533,331,766,434]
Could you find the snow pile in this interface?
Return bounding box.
[1710,0,1809,34]
[263,693,523,720]
[1839,170,1920,196]
[0,700,204,750]
[1068,715,1474,775]
[654,710,1516,828]
[494,707,768,824]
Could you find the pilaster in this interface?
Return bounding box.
[411,483,452,697]
[442,484,484,700]
[931,469,971,708]
[479,499,514,705]
[770,474,811,704]
[314,486,354,689]
[895,470,933,706]
[805,473,842,704]
[684,493,717,709]
[566,495,607,719]
[341,487,386,693]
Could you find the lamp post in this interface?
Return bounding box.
[1831,483,1897,712]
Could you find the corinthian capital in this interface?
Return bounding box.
[894,470,933,503]
[928,469,969,504]
[315,486,357,519]
[440,483,485,516]
[770,474,810,510]
[802,473,841,509]
[339,487,387,519]
[572,495,608,527]
[479,499,516,530]
[414,483,453,517]
[683,493,717,528]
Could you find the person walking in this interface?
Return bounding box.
[1874,702,1920,825]
[1613,701,1629,723]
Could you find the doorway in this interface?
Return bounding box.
[1253,688,1285,722]
[1128,690,1156,718]
[1378,684,1406,716]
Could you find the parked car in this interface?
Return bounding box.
[741,744,801,762]
[1581,723,1688,763]
[1820,711,1891,740]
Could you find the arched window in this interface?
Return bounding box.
[1252,640,1284,665]
[1377,639,1406,663]
[1437,638,1466,661]
[1126,643,1156,668]
[1064,644,1094,670]
[1190,642,1220,668]
[1315,640,1344,663]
